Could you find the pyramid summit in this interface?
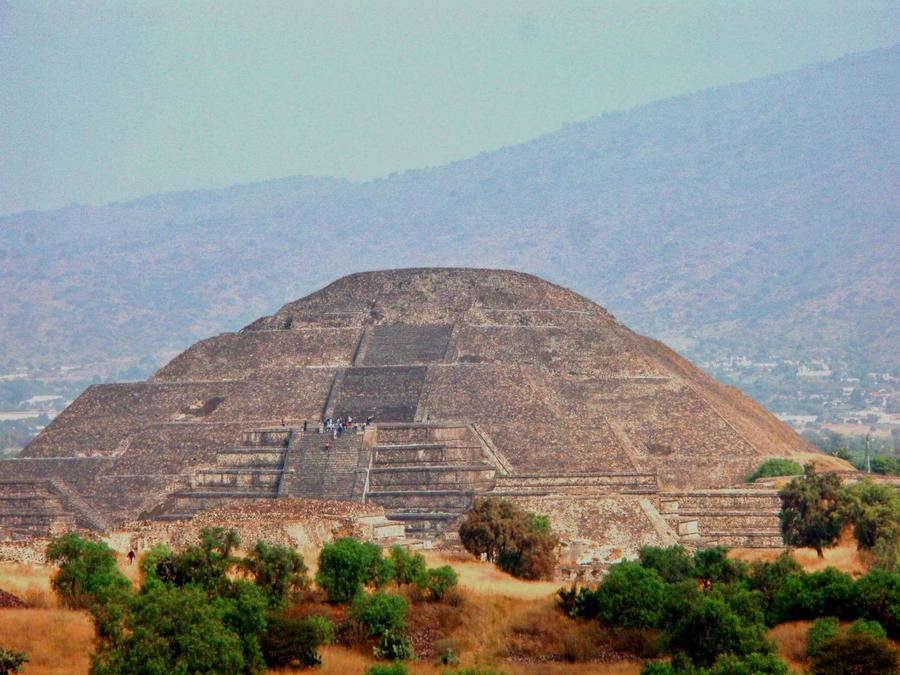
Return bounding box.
[0,268,843,556]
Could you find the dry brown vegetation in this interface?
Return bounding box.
[3,543,880,674]
[0,608,94,674]
[768,621,813,674]
[0,550,646,675]
[730,528,867,575]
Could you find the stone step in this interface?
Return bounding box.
[153,513,195,522]
[216,448,284,467]
[172,490,279,499]
[373,445,485,466]
[0,495,66,506]
[369,464,494,473]
[193,470,284,489]
[489,487,658,496]
[367,491,473,510]
[386,511,461,521]
[494,473,658,489]
[669,510,781,517]
[242,428,292,447]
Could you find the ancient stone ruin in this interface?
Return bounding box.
[0,268,842,562]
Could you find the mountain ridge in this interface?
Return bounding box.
[1,45,897,379]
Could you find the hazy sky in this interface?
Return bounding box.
[1,1,898,215]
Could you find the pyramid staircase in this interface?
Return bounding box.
[279,427,368,501]
[363,423,498,540]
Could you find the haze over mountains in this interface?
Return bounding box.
[1,45,897,380]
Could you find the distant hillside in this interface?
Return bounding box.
[1,45,897,379]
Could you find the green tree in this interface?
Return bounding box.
[638,545,695,583]
[46,533,131,609]
[241,540,308,608]
[575,562,665,628]
[458,498,559,580]
[144,527,240,592]
[692,547,747,588]
[666,595,771,668]
[89,583,261,675]
[840,479,900,569]
[778,465,843,557]
[315,537,392,603]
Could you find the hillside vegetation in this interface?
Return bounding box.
[0,46,896,383]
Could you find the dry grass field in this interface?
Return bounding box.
[0,550,646,675]
[0,608,94,674]
[0,541,876,675]
[730,529,867,575]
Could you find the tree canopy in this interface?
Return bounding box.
[458,498,559,580]
[778,465,843,557]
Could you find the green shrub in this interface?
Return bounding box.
[806,616,840,657]
[347,591,408,638]
[575,562,664,629]
[364,663,409,675]
[666,595,771,668]
[241,540,308,608]
[747,459,803,483]
[853,569,900,637]
[639,545,695,583]
[847,617,887,639]
[435,646,460,665]
[640,662,676,675]
[424,566,458,601]
[390,547,427,586]
[305,613,335,645]
[769,566,854,624]
[259,614,322,668]
[0,648,27,675]
[316,537,392,603]
[556,583,578,615]
[808,632,900,675]
[708,652,787,674]
[692,547,747,588]
[746,554,802,623]
[373,629,413,661]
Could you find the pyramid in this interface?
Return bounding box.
[0,269,842,555]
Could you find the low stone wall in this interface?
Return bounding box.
[106,498,390,554]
